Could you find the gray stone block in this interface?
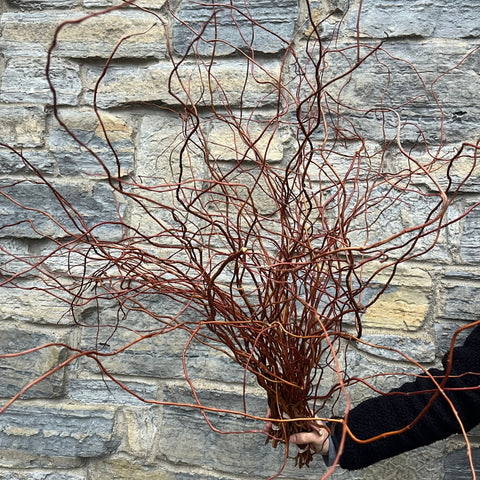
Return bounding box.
[444,285,480,321]
[316,39,480,144]
[0,278,73,325]
[0,11,166,59]
[0,106,45,148]
[460,204,480,263]
[0,180,125,240]
[434,322,472,354]
[173,0,298,56]
[444,447,480,479]
[0,149,56,175]
[85,0,165,7]
[355,334,436,363]
[66,378,157,406]
[0,58,81,106]
[0,405,119,459]
[0,470,85,480]
[348,1,480,39]
[6,0,78,8]
[158,385,326,478]
[49,118,133,176]
[84,59,282,109]
[78,302,250,384]
[0,328,67,399]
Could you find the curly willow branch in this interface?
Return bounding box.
[0,0,479,475]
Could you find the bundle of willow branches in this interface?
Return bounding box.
[1,0,478,471]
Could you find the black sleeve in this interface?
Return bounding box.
[332,325,480,470]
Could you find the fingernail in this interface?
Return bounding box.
[291,435,296,443]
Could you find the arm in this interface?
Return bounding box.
[291,325,480,470]
[337,325,480,469]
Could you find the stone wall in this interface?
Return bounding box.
[0,1,479,479]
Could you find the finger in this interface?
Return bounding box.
[263,407,272,434]
[290,430,329,455]
[263,419,273,434]
[290,431,321,445]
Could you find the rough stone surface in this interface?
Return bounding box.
[355,334,436,362]
[84,60,282,108]
[347,1,480,39]
[460,203,480,263]
[88,458,175,480]
[0,180,125,239]
[0,471,86,480]
[85,0,166,7]
[0,12,166,59]
[444,447,480,479]
[49,109,134,176]
[173,0,298,56]
[0,57,81,106]
[443,285,480,321]
[0,328,67,399]
[0,149,55,175]
[158,386,321,478]
[66,378,157,406]
[0,405,119,461]
[360,265,433,329]
[78,308,249,384]
[6,0,78,8]
[0,106,45,147]
[0,1,479,479]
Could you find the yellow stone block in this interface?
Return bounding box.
[89,457,174,480]
[360,264,432,329]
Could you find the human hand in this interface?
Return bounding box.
[290,422,330,456]
[263,407,281,436]
[264,407,330,456]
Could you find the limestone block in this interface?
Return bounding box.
[0,405,119,463]
[85,0,166,7]
[358,442,446,479]
[317,40,480,144]
[443,285,480,321]
[49,109,133,176]
[0,57,81,106]
[460,203,480,263]
[136,113,204,180]
[88,457,175,480]
[78,305,248,384]
[0,180,125,240]
[84,60,282,108]
[0,106,45,148]
[360,265,432,329]
[0,11,165,59]
[355,334,436,362]
[387,144,480,195]
[173,0,298,56]
[344,347,422,404]
[208,118,286,163]
[66,378,157,406]
[0,279,73,325]
[0,328,68,399]
[116,408,158,458]
[6,0,78,8]
[345,185,449,262]
[362,285,431,330]
[347,1,480,39]
[0,470,86,480]
[444,447,480,479]
[0,239,31,275]
[434,322,472,354]
[0,149,55,175]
